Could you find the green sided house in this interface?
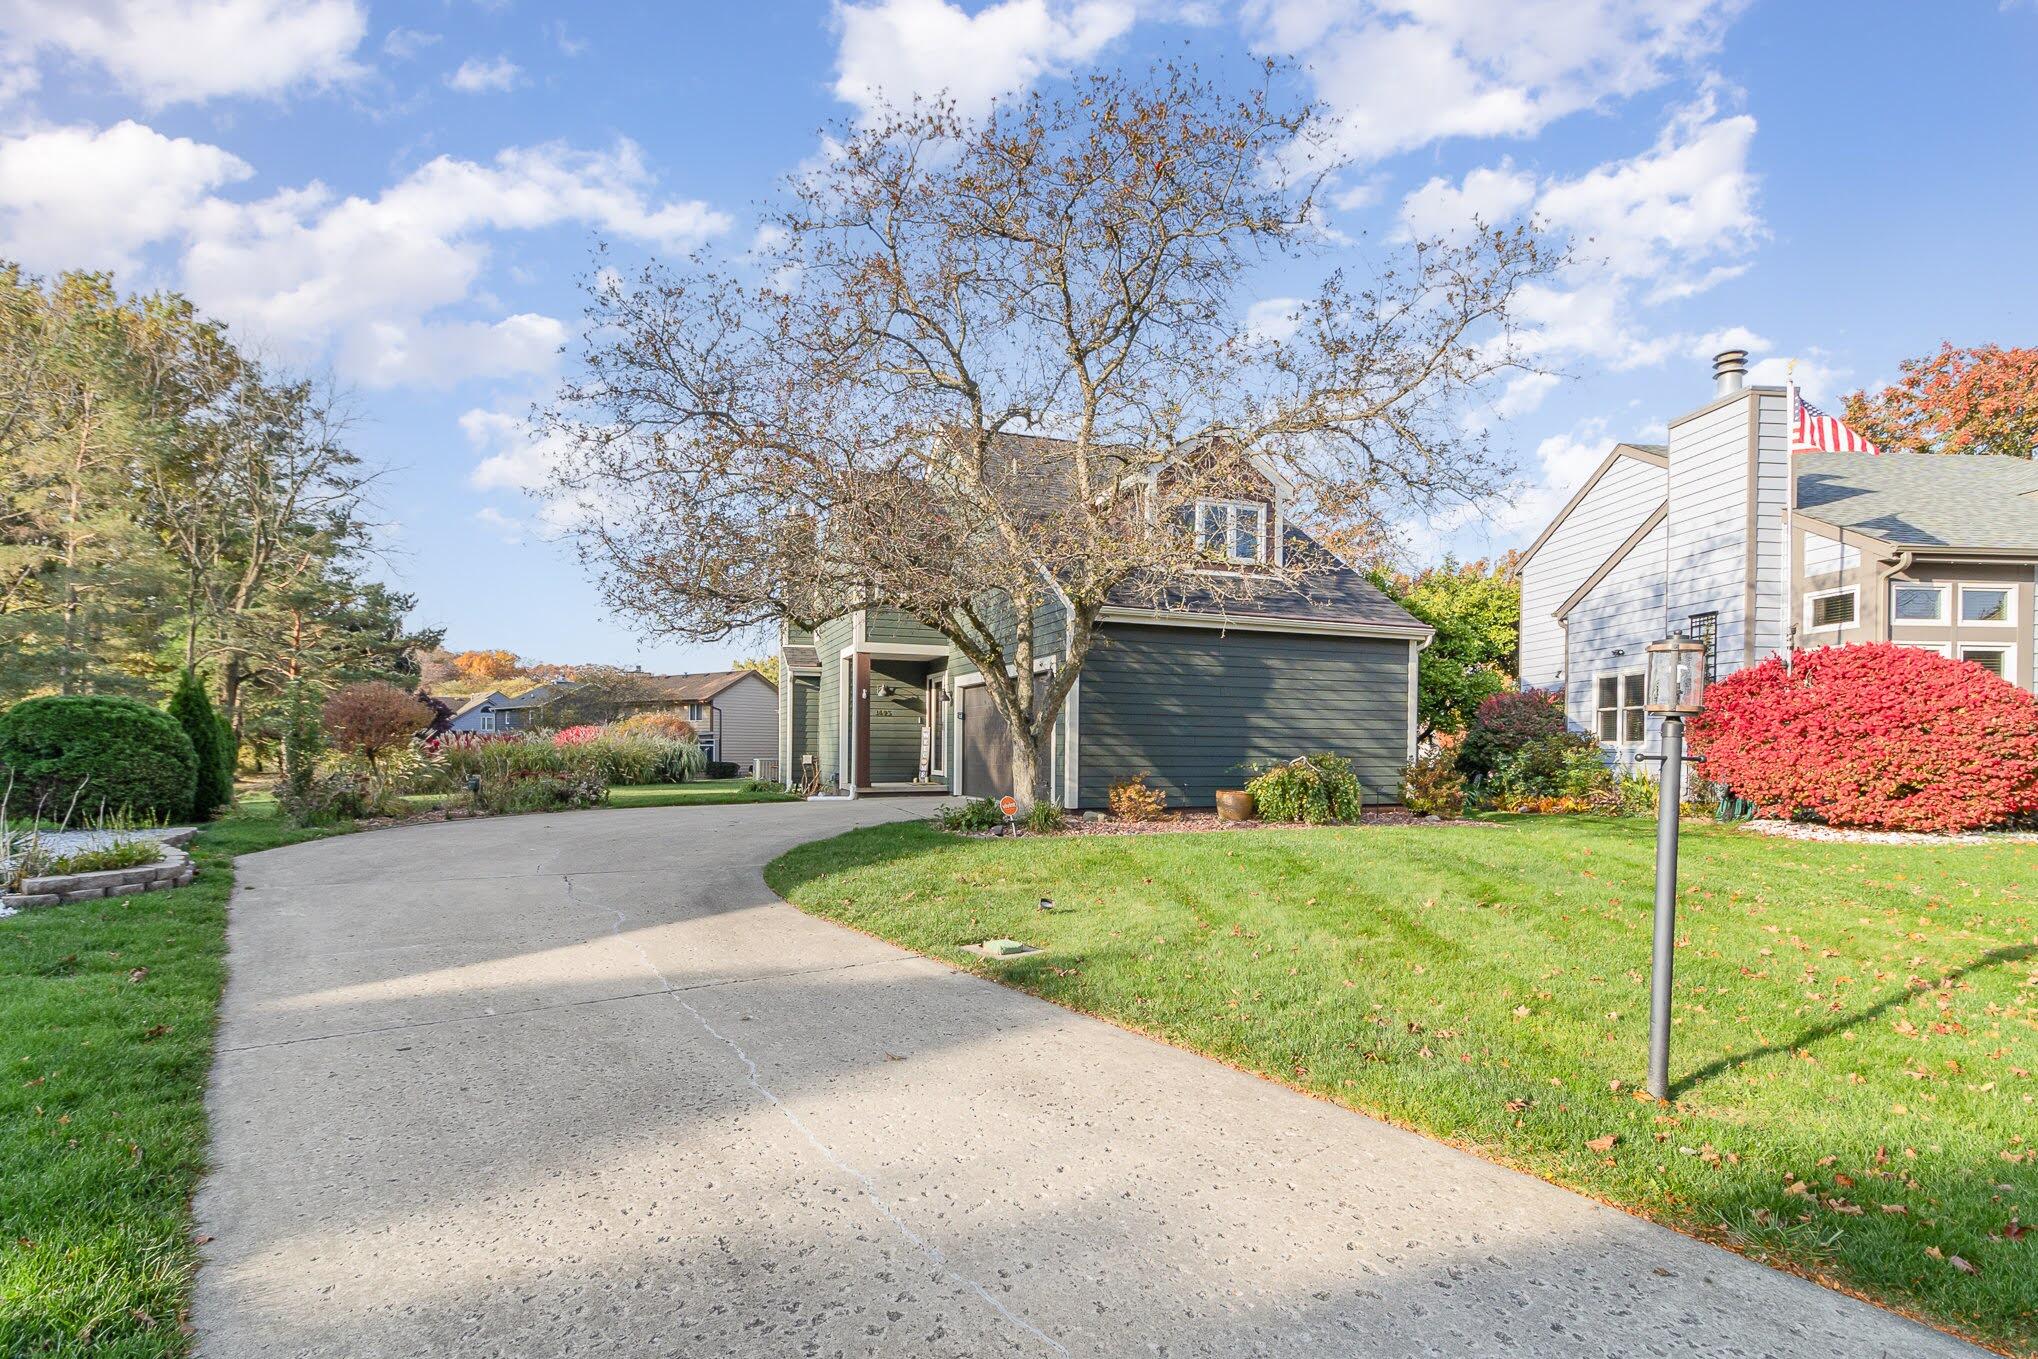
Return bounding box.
[776,483,1433,809]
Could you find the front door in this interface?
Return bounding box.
[958,684,1012,800]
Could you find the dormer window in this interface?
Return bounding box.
[1196,499,1266,564]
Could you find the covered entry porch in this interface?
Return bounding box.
[838,649,951,795]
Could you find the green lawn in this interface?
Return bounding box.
[767,815,2038,1354]
[605,779,800,808]
[0,800,344,1357]
[399,778,800,815]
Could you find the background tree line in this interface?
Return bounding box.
[0,265,439,770]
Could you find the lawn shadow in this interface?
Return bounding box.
[1671,941,2037,1098]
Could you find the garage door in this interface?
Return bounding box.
[958,684,1012,800]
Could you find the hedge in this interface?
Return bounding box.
[1690,642,2038,833]
[0,695,199,823]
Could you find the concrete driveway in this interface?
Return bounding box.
[193,801,1982,1358]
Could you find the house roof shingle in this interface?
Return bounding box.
[1795,452,2038,552]
[624,670,771,703]
[781,646,821,671]
[1107,528,1429,635]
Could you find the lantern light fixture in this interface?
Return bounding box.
[1644,632,1707,716]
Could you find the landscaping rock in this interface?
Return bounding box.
[61,887,105,902]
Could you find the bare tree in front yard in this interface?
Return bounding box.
[542,64,1560,811]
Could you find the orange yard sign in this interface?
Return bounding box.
[998,795,1017,818]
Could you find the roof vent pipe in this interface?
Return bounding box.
[1712,348,1748,396]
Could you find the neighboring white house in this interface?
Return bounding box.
[612,670,779,768]
[1518,349,2038,763]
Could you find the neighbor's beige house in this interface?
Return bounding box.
[1518,350,2038,763]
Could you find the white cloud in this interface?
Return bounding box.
[1534,87,1760,285]
[463,409,553,493]
[0,120,251,273]
[1493,370,1559,419]
[340,313,566,389]
[832,0,1135,118]
[180,139,731,377]
[382,26,439,60]
[1246,0,1747,165]
[1244,295,1305,343]
[473,505,526,544]
[446,54,522,94]
[463,408,600,533]
[0,0,367,107]
[1397,160,1536,238]
[1748,350,1850,405]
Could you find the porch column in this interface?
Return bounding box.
[852,652,871,790]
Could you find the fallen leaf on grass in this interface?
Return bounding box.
[1949,1255,1980,1275]
[1504,1098,1530,1113]
[141,1025,172,1041]
[1586,1134,1618,1153]
[127,967,148,984]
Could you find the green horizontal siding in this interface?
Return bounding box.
[866,658,931,782]
[1077,625,1411,808]
[814,615,853,786]
[866,608,945,646]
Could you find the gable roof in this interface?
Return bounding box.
[451,690,502,717]
[1795,452,2038,553]
[626,670,772,703]
[1105,526,1430,636]
[1516,442,1669,569]
[493,682,577,710]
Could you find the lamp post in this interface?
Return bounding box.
[1642,631,1708,1101]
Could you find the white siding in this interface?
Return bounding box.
[1518,454,1667,691]
[711,673,779,765]
[1666,391,1760,666]
[1802,533,1860,577]
[1564,518,1669,759]
[1751,390,1791,659]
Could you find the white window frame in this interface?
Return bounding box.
[1594,670,1647,750]
[1958,584,2015,626]
[1194,499,1267,565]
[1959,642,2015,681]
[1805,586,1858,633]
[1890,582,1947,625]
[479,709,495,733]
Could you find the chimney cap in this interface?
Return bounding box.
[1712,348,1748,395]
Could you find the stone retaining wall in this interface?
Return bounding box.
[2,840,195,911]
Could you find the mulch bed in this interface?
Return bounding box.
[963,809,1488,838]
[1738,818,2038,846]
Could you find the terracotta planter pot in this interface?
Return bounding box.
[1214,788,1255,822]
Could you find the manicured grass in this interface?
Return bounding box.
[398,779,800,816]
[767,815,2038,1353]
[0,800,344,1357]
[605,779,800,808]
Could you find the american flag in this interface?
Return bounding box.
[1791,388,1880,454]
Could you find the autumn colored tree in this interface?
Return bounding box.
[1843,343,2038,459]
[544,65,1559,811]
[452,649,523,685]
[321,681,430,780]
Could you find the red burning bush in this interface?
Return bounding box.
[552,725,605,747]
[1689,643,2038,832]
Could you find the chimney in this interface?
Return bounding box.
[1712,348,1748,397]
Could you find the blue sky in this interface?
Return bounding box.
[3,1,2034,672]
